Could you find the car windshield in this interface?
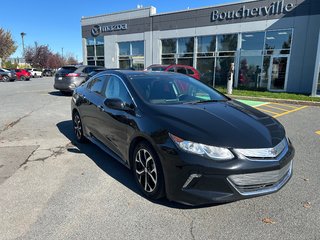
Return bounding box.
[129,73,228,105]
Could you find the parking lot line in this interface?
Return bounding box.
[273,106,308,118]
[255,107,279,115]
[261,104,290,112]
[270,102,298,109]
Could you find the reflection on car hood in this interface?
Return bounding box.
[152,100,285,149]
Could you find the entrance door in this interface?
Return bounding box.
[268,56,289,91]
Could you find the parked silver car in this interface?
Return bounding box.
[0,68,16,82]
[54,65,101,95]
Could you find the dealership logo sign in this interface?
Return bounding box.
[91,23,128,36]
[212,0,294,22]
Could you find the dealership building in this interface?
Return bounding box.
[81,0,320,96]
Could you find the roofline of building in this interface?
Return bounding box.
[81,0,265,21]
[81,6,156,20]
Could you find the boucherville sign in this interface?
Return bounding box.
[91,23,128,36]
[212,0,295,21]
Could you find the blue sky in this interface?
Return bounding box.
[1,0,234,62]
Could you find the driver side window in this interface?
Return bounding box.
[105,76,133,104]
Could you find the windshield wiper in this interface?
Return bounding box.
[184,99,227,105]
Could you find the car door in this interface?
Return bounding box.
[99,75,135,161]
[80,75,108,142]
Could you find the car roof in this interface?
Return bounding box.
[99,70,185,80]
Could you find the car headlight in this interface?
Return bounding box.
[169,133,234,160]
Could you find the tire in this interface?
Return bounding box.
[2,76,10,82]
[133,142,165,200]
[20,76,26,81]
[72,111,87,143]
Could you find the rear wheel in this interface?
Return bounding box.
[133,142,165,200]
[72,111,86,143]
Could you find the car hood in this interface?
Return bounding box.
[152,100,285,149]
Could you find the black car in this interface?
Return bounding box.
[42,69,54,77]
[71,71,294,206]
[54,65,101,95]
[0,68,16,82]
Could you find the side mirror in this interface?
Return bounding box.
[104,98,134,112]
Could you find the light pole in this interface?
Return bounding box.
[20,32,26,58]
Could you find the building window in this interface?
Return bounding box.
[196,34,238,88]
[118,41,144,70]
[161,37,194,66]
[238,29,293,90]
[239,32,264,88]
[265,30,292,55]
[86,37,105,66]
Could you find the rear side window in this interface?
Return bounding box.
[187,68,194,75]
[176,67,187,74]
[57,67,77,74]
[167,67,175,72]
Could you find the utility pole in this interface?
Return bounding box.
[20,32,26,57]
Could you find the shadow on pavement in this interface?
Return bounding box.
[57,120,218,209]
[48,91,72,97]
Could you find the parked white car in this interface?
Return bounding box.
[26,68,43,78]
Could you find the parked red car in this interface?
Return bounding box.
[14,69,31,81]
[146,64,201,80]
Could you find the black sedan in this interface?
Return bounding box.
[71,70,294,206]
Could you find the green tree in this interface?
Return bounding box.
[0,28,17,66]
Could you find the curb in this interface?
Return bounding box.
[226,95,320,107]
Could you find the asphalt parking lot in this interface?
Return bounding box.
[0,78,319,240]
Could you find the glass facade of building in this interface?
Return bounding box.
[160,29,293,91]
[118,41,145,70]
[86,37,105,66]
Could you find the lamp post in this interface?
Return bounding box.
[20,32,26,57]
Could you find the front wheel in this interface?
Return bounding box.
[20,76,26,81]
[133,142,165,200]
[72,111,87,143]
[2,76,10,82]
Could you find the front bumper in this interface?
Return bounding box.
[158,140,294,206]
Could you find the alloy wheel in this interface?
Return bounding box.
[135,149,158,193]
[73,114,83,141]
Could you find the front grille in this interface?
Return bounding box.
[227,161,292,196]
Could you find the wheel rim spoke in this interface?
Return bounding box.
[135,148,158,193]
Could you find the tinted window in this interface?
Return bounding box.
[176,67,187,74]
[162,39,177,54]
[198,36,216,53]
[242,32,265,50]
[130,74,227,105]
[88,77,105,96]
[187,68,194,75]
[265,30,292,50]
[148,66,166,71]
[119,42,130,56]
[167,67,175,72]
[57,66,77,74]
[217,34,238,51]
[132,41,144,56]
[105,76,132,104]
